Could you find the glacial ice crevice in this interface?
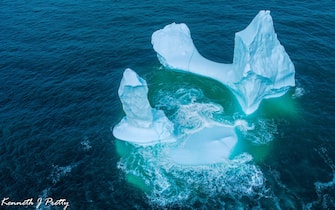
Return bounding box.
[151,10,295,114]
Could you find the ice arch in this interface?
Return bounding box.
[151,10,295,114]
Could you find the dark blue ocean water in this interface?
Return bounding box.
[1,0,335,209]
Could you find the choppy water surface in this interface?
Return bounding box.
[1,0,334,209]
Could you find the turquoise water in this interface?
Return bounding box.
[1,1,334,209]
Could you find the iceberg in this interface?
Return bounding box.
[169,125,238,165]
[112,68,175,145]
[152,10,295,114]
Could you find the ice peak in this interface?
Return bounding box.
[122,68,145,87]
[236,10,274,46]
[113,68,176,145]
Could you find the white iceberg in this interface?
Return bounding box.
[112,68,176,145]
[152,10,295,114]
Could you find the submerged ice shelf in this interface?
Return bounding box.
[169,125,238,165]
[152,10,295,114]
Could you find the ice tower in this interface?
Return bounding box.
[112,68,175,145]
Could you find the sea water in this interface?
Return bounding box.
[1,0,334,209]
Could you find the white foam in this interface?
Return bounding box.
[306,146,335,209]
[49,164,76,184]
[117,146,266,207]
[242,118,278,145]
[313,174,335,209]
[81,136,92,151]
[156,87,226,135]
[234,119,255,132]
[292,87,305,99]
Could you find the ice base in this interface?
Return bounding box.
[169,125,237,165]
